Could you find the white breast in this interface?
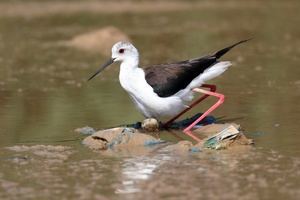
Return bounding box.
[119,64,186,119]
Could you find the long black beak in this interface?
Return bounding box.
[88,58,115,81]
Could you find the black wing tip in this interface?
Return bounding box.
[214,38,252,59]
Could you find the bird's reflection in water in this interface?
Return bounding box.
[115,153,172,194]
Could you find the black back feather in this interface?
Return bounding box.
[144,39,250,97]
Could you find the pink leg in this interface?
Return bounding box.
[163,84,216,128]
[183,88,225,143]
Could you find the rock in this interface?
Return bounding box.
[82,127,165,151]
[63,26,130,55]
[74,126,96,135]
[142,118,159,132]
[80,123,253,152]
[82,135,108,150]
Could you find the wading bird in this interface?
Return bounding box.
[88,40,249,142]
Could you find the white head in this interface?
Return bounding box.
[111,41,139,62]
[88,41,139,81]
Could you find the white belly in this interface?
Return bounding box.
[119,67,186,119]
[117,60,231,119]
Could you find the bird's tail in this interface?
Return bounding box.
[214,38,251,59]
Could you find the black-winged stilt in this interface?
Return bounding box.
[88,39,249,142]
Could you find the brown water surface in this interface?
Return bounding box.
[0,0,299,199]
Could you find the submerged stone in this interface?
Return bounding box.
[74,126,96,135]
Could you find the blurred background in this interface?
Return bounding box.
[0,0,299,152]
[0,0,299,199]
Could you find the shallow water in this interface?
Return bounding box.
[0,0,299,199]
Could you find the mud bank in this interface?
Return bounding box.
[62,26,130,55]
[80,121,253,153]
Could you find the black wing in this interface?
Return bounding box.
[144,56,217,97]
[144,39,250,97]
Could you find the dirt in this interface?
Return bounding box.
[62,26,130,55]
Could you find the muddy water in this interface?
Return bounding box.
[0,0,299,199]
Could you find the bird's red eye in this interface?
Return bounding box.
[119,48,125,53]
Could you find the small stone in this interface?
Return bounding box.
[75,126,96,135]
[82,136,108,150]
[142,118,159,132]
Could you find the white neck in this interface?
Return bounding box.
[119,55,141,91]
[120,55,139,71]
